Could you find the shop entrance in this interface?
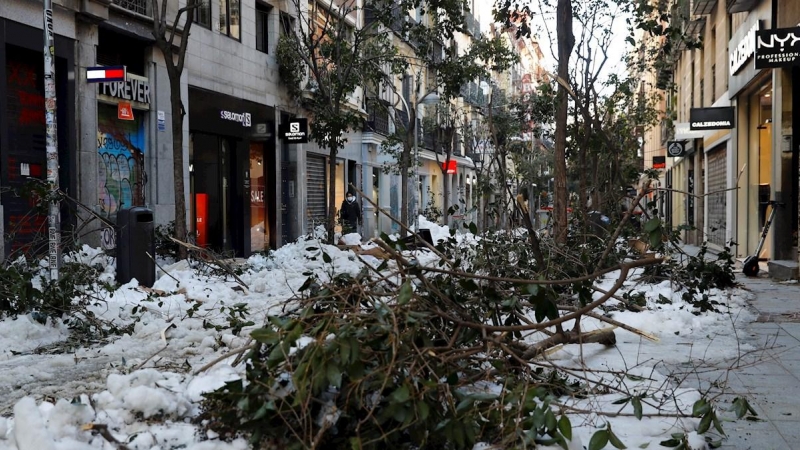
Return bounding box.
[191,133,254,255]
[249,142,277,252]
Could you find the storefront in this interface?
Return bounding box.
[188,87,275,256]
[96,75,151,218]
[729,4,775,259]
[754,14,800,262]
[0,18,75,257]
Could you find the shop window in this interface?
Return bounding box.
[194,0,212,29]
[219,0,241,40]
[250,143,268,252]
[97,103,147,218]
[256,2,272,53]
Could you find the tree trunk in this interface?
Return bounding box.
[168,68,188,260]
[328,140,338,244]
[443,169,450,225]
[399,109,416,238]
[553,0,574,243]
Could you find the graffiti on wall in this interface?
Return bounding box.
[97,104,146,217]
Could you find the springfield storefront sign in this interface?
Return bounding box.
[756,27,800,69]
[690,107,735,130]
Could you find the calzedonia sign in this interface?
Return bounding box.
[689,107,735,130]
[756,27,800,69]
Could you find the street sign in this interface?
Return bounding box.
[86,65,126,83]
[667,141,686,157]
[653,156,666,169]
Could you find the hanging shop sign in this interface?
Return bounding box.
[652,156,666,169]
[442,160,457,174]
[689,107,735,130]
[98,76,151,105]
[667,141,687,157]
[118,101,134,120]
[755,27,800,69]
[730,21,760,75]
[279,118,309,143]
[87,65,126,83]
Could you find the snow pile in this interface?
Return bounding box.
[0,224,757,449]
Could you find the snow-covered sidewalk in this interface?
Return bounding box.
[0,224,763,449]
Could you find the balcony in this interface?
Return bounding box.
[421,130,436,151]
[460,82,485,107]
[395,108,409,132]
[364,101,390,135]
[112,0,148,15]
[660,118,674,145]
[692,0,717,15]
[463,11,481,38]
[726,0,758,13]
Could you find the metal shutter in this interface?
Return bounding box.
[707,147,727,247]
[307,155,328,230]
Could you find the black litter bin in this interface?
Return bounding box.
[116,206,155,287]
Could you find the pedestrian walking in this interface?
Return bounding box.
[340,189,362,235]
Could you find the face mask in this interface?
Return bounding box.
[347,196,355,202]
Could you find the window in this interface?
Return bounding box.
[256,2,272,53]
[280,12,294,36]
[194,0,211,28]
[219,0,240,40]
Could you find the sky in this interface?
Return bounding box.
[473,0,632,84]
[0,219,759,450]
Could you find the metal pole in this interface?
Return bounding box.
[413,101,420,234]
[43,0,61,280]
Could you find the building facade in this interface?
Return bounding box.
[654,0,800,276]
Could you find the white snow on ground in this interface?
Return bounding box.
[0,224,754,450]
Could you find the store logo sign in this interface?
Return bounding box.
[280,118,309,143]
[221,110,251,127]
[690,107,735,130]
[667,141,686,157]
[98,77,151,105]
[756,27,800,69]
[730,21,760,75]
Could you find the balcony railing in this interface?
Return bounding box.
[112,0,148,15]
[726,0,758,13]
[365,101,390,135]
[463,11,481,38]
[460,82,485,107]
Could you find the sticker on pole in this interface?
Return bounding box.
[86,65,126,83]
[118,102,134,121]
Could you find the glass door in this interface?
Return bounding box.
[250,142,268,252]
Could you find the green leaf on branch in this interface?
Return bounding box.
[558,415,572,441]
[632,395,643,420]
[398,281,413,305]
[589,429,609,450]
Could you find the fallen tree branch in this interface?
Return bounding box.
[193,343,256,375]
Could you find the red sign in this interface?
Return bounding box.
[653,156,666,169]
[196,193,208,247]
[118,101,134,121]
[442,160,457,174]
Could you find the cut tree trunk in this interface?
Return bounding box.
[520,328,616,359]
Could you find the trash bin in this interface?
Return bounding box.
[116,206,155,287]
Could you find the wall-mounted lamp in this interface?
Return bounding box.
[757,118,773,130]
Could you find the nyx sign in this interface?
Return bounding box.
[756,27,800,69]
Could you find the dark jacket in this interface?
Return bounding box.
[340,198,362,227]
